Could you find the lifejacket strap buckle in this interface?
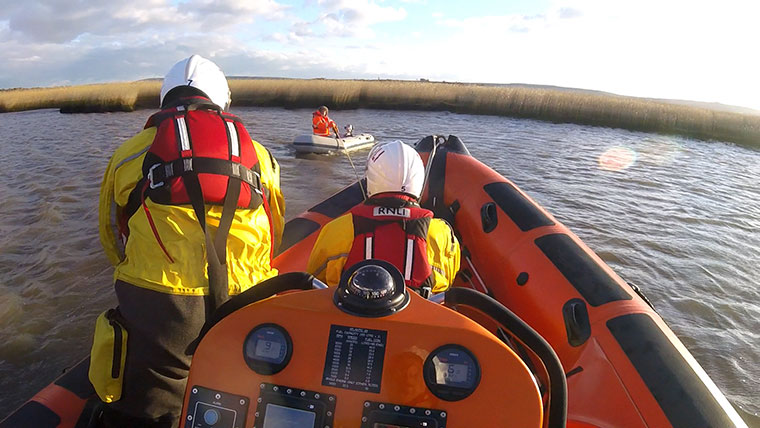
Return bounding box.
[147,163,164,189]
[419,285,432,299]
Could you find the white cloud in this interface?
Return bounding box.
[557,7,582,19]
[1,0,759,109]
[536,0,760,106]
[184,0,287,16]
[365,0,760,108]
[0,0,288,43]
[1,31,264,87]
[0,0,297,88]
[1,1,181,43]
[182,0,289,29]
[437,14,547,36]
[310,0,407,38]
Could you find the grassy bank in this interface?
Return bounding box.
[0,81,160,113]
[2,79,759,147]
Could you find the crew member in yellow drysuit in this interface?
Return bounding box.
[90,55,284,428]
[306,140,459,294]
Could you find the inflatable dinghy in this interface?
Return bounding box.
[293,133,375,154]
[1,135,748,428]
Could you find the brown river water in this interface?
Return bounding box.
[0,107,758,426]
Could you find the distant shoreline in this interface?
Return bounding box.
[1,78,759,148]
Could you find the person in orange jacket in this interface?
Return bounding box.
[312,105,340,136]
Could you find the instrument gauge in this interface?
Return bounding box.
[243,323,292,375]
[423,344,481,401]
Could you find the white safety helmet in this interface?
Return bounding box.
[366,140,425,199]
[160,55,231,110]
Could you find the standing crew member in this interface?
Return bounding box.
[306,140,460,294]
[312,105,340,137]
[91,55,285,427]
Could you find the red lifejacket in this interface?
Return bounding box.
[123,96,273,310]
[140,98,265,209]
[344,196,435,290]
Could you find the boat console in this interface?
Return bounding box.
[181,261,561,427]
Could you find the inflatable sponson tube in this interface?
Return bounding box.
[0,358,96,428]
[271,134,748,428]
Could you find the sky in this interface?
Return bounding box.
[2,0,760,110]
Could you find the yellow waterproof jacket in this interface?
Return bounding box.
[306,212,460,293]
[98,126,285,296]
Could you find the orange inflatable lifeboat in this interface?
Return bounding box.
[271,135,748,428]
[1,135,747,428]
[0,357,94,428]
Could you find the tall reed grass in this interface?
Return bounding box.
[2,79,759,147]
[0,81,159,113]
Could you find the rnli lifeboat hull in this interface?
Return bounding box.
[0,358,95,428]
[271,135,747,428]
[2,135,747,428]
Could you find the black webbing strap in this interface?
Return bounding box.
[364,197,419,208]
[183,172,239,314]
[417,274,434,296]
[146,102,222,128]
[214,177,241,258]
[147,158,262,204]
[123,176,147,225]
[353,216,383,235]
[352,216,430,239]
[403,217,431,239]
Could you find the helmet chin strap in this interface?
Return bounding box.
[223,91,231,111]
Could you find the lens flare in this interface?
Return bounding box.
[599,146,637,171]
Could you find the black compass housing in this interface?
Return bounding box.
[333,259,410,317]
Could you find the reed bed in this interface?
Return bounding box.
[2,78,759,147]
[0,81,160,113]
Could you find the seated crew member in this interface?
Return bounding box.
[306,140,460,294]
[91,55,285,428]
[312,105,340,136]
